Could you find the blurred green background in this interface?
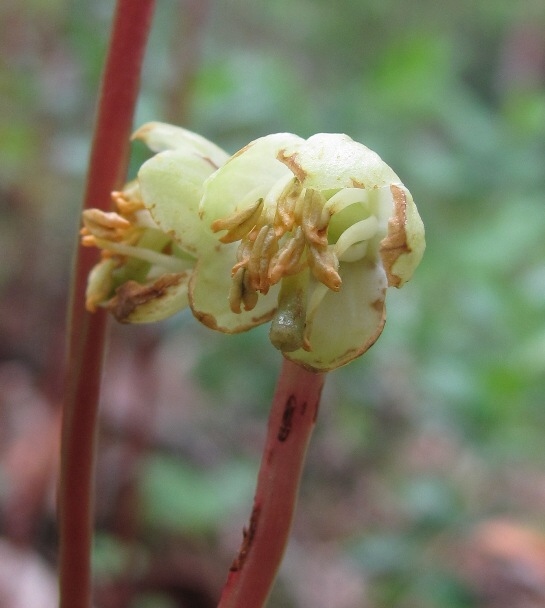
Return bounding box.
[1,1,545,607]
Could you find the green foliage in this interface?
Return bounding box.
[138,455,255,534]
[3,0,545,604]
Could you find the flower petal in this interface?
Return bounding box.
[284,259,387,372]
[200,133,303,226]
[189,246,279,333]
[278,133,400,193]
[85,258,117,312]
[379,184,425,287]
[138,149,219,255]
[106,272,191,323]
[132,122,229,168]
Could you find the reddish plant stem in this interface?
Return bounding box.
[58,2,156,608]
[218,359,325,608]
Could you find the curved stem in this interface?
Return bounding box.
[218,359,325,608]
[58,2,156,607]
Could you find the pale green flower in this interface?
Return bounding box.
[136,133,295,333]
[138,131,425,371]
[81,122,229,322]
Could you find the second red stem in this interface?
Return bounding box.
[58,2,156,607]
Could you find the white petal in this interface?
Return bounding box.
[107,272,190,323]
[132,122,229,168]
[200,133,303,226]
[189,246,279,333]
[284,259,387,371]
[85,258,116,312]
[278,133,400,193]
[379,185,425,287]
[138,149,219,255]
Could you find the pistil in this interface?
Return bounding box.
[269,273,309,352]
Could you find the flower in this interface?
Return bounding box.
[80,122,229,322]
[139,131,425,371]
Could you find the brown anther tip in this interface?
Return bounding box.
[130,122,155,142]
[210,219,225,233]
[330,278,342,292]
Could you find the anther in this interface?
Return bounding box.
[307,246,341,291]
[301,189,328,247]
[228,267,245,314]
[247,225,278,293]
[211,198,264,243]
[273,178,301,236]
[268,227,306,285]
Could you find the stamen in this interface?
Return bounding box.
[272,177,301,235]
[231,239,253,276]
[241,269,259,311]
[247,225,278,293]
[307,246,341,291]
[268,227,306,285]
[214,180,372,320]
[112,189,145,214]
[334,216,378,261]
[320,187,368,227]
[211,198,264,243]
[229,267,259,313]
[80,234,97,247]
[82,209,131,241]
[93,238,190,274]
[301,189,328,247]
[229,267,245,313]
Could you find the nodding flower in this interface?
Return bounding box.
[80,122,229,323]
[139,130,425,371]
[83,124,425,371]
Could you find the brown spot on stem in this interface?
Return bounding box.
[230,504,261,572]
[278,395,297,441]
[379,184,411,288]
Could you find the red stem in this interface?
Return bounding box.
[58,2,155,607]
[218,359,325,608]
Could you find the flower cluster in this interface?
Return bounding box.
[82,123,425,371]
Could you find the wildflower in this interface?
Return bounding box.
[139,131,425,370]
[80,122,229,323]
